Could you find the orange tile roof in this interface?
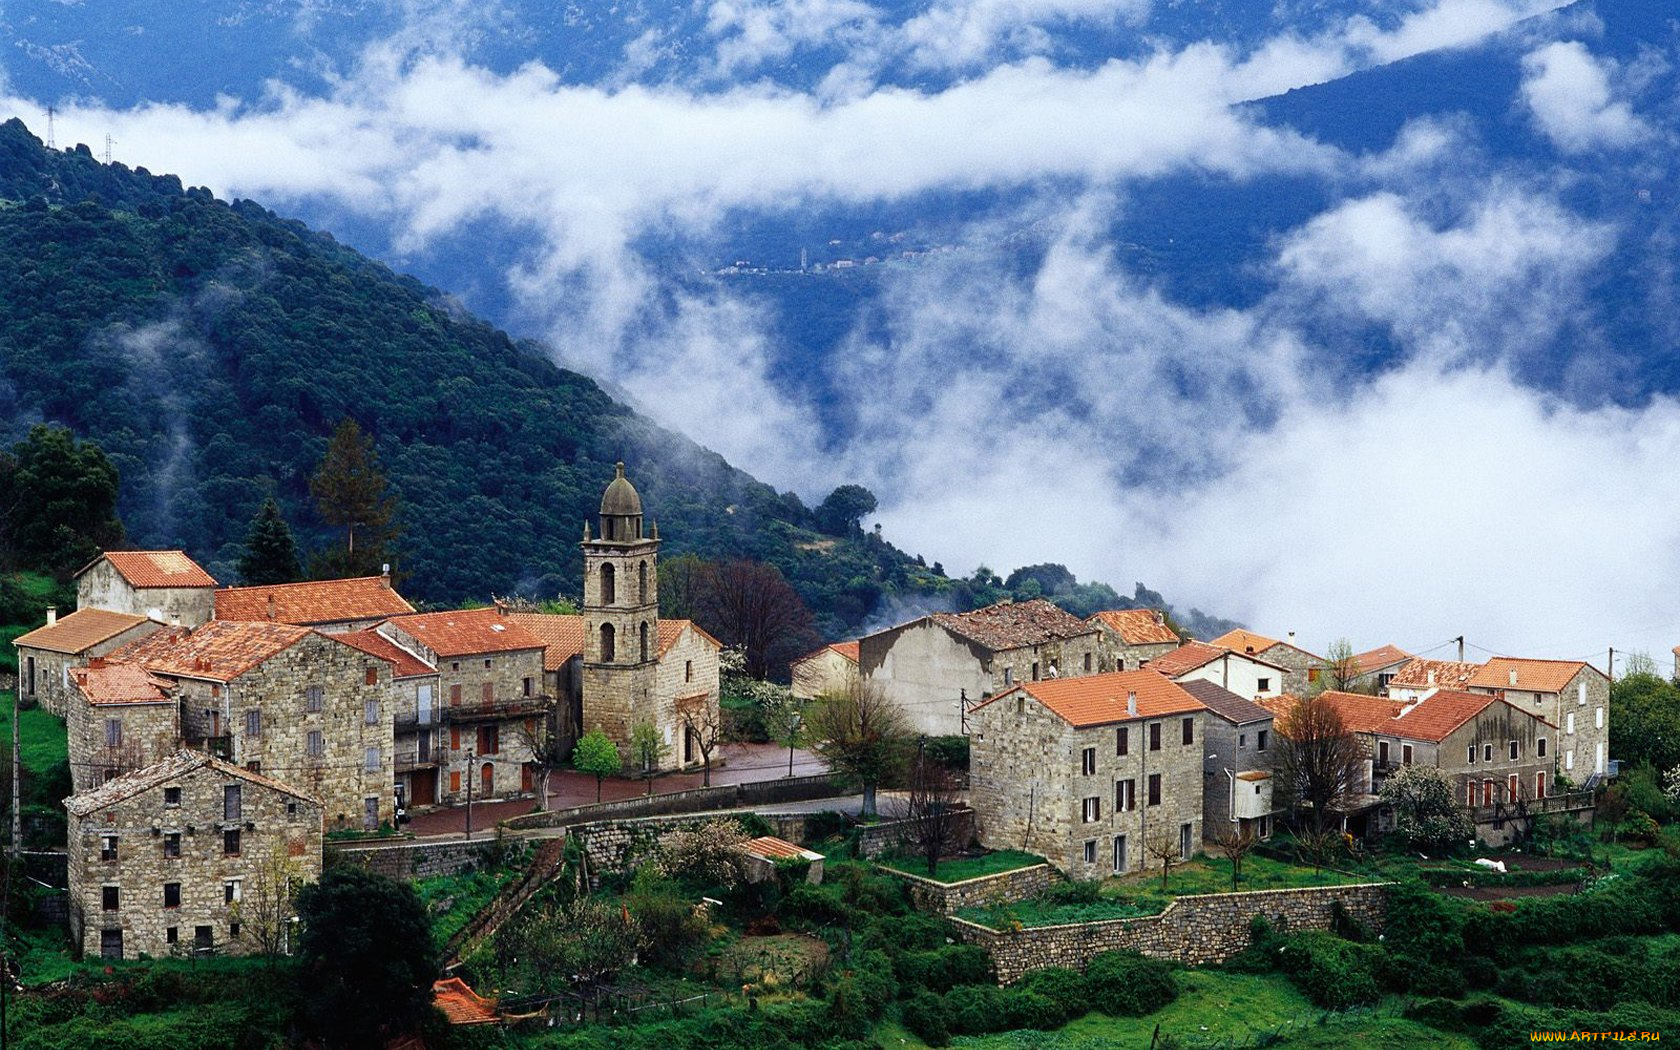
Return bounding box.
[1146,641,1227,676]
[1352,645,1412,675]
[89,551,217,589]
[1384,689,1529,742]
[337,630,433,679]
[743,836,822,861]
[929,599,1096,651]
[975,670,1204,728]
[13,609,152,654]
[502,612,585,671]
[1262,691,1407,735]
[1388,658,1483,691]
[65,749,321,817]
[1086,609,1179,646]
[215,576,413,626]
[69,661,172,706]
[1210,628,1279,654]
[661,619,721,655]
[830,640,860,663]
[433,977,498,1025]
[113,620,312,682]
[1468,657,1602,694]
[383,607,546,658]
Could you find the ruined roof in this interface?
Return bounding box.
[501,612,585,671]
[13,608,151,654]
[742,836,823,862]
[1177,679,1273,725]
[975,670,1204,729]
[1146,641,1227,676]
[214,576,413,626]
[69,661,173,706]
[1468,657,1602,694]
[1260,691,1407,736]
[1352,645,1413,676]
[1236,770,1272,782]
[1086,609,1179,646]
[65,749,320,817]
[337,630,432,679]
[433,977,499,1026]
[1388,658,1483,691]
[929,599,1096,652]
[82,550,217,589]
[1384,689,1550,743]
[113,620,313,682]
[382,607,545,658]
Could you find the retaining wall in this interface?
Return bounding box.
[854,809,976,859]
[880,861,1053,916]
[334,838,499,880]
[499,774,845,832]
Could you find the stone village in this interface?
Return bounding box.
[12,464,1609,971]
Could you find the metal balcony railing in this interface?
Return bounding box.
[439,695,552,723]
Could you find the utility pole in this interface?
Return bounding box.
[102,134,115,164]
[464,748,475,840]
[1607,647,1614,683]
[1456,636,1464,662]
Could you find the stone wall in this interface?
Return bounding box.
[952,882,1391,983]
[78,562,213,627]
[69,698,179,793]
[499,773,846,831]
[853,809,977,860]
[334,837,498,880]
[658,625,721,769]
[879,861,1053,916]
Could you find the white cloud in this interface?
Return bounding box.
[1520,40,1650,154]
[1346,0,1566,65]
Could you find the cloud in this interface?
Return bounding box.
[1520,40,1651,154]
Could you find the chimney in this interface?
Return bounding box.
[1126,691,1137,716]
[1427,669,1437,685]
[381,563,391,587]
[1153,610,1164,626]
[1287,631,1296,645]
[45,606,57,628]
[266,594,276,621]
[1508,669,1518,686]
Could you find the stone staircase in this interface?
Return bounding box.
[443,836,568,969]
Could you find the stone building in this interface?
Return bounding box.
[1349,645,1413,694]
[376,608,549,804]
[1209,629,1327,695]
[579,463,666,759]
[113,621,398,830]
[66,661,180,793]
[213,572,414,633]
[13,608,161,717]
[1148,642,1288,701]
[860,599,1104,736]
[791,641,860,701]
[1083,609,1180,672]
[75,551,218,627]
[1467,658,1610,785]
[1386,658,1483,702]
[65,750,323,960]
[970,671,1207,879]
[337,628,444,809]
[1177,680,1276,844]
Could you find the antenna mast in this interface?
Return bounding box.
[45,106,56,150]
[103,133,115,164]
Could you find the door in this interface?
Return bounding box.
[417,684,433,724]
[521,763,534,793]
[481,762,494,798]
[684,726,696,764]
[100,928,123,960]
[25,655,34,698]
[1179,823,1193,861]
[364,797,378,831]
[411,768,437,805]
[1113,834,1127,874]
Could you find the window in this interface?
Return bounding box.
[685,660,693,682]
[523,677,534,697]
[286,802,297,816]
[1083,840,1097,864]
[1113,834,1128,873]
[224,830,241,856]
[477,724,500,755]
[305,685,323,712]
[100,835,118,862]
[640,621,649,662]
[484,659,492,670]
[481,681,493,704]
[194,927,212,951]
[1566,712,1576,735]
[1482,780,1495,806]
[104,719,122,748]
[1181,717,1194,746]
[1538,738,1547,758]
[164,833,181,858]
[364,747,380,772]
[1378,741,1390,765]
[1116,726,1129,756]
[166,926,178,945]
[1595,707,1604,730]
[164,786,181,807]
[1467,745,1476,764]
[1566,749,1575,771]
[230,922,241,939]
[1257,730,1268,752]
[1307,668,1320,683]
[451,662,460,672]
[1082,797,1101,823]
[1083,653,1093,672]
[1578,681,1587,706]
[450,726,461,750]
[103,886,120,911]
[246,761,261,774]
[602,562,616,604]
[1402,744,1413,765]
[1015,696,1027,717]
[365,667,378,686]
[1149,723,1161,751]
[224,880,241,904]
[163,882,180,909]
[365,698,379,725]
[307,730,324,758]
[601,623,616,662]
[1147,773,1161,806]
[1080,747,1097,776]
[1508,740,1519,760]
[638,560,648,602]
[1115,778,1136,812]
[1256,677,1271,692]
[1031,661,1040,681]
[1239,733,1247,749]
[1003,667,1013,686]
[449,683,463,706]
[245,710,261,738]
[1483,743,1493,761]
[221,783,241,821]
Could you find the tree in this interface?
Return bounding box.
[508,715,562,811]
[1210,825,1257,891]
[572,726,621,802]
[815,484,877,535]
[658,552,707,620]
[1293,828,1343,875]
[1596,780,1631,843]
[0,424,125,577]
[677,695,723,787]
[296,866,438,1047]
[1324,638,1362,693]
[630,721,669,794]
[902,745,965,876]
[1610,672,1680,775]
[1144,829,1180,890]
[693,559,820,679]
[235,839,305,966]
[237,496,302,585]
[1004,563,1077,599]
[1379,764,1473,849]
[495,895,645,1013]
[653,818,750,888]
[809,678,910,818]
[1276,694,1367,834]
[308,417,399,578]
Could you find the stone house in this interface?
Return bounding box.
[113,621,398,830]
[860,599,1104,737]
[1177,680,1276,844]
[75,551,218,627]
[1350,645,1413,694]
[1467,658,1610,785]
[791,640,860,701]
[377,608,550,804]
[65,750,323,960]
[1148,642,1288,701]
[213,572,414,633]
[969,671,1207,880]
[13,608,161,717]
[1209,629,1327,695]
[1386,658,1483,702]
[66,661,180,793]
[337,629,444,809]
[1084,609,1180,672]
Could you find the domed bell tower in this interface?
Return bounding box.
[581,462,661,762]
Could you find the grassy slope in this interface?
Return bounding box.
[878,850,1047,883]
[0,694,69,774]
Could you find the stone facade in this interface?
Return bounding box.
[581,465,666,763]
[953,883,1391,983]
[1246,643,1326,697]
[68,696,179,793]
[661,623,722,766]
[1371,698,1552,810]
[879,862,1053,916]
[1199,717,1275,843]
[77,558,214,628]
[14,611,161,717]
[66,752,323,961]
[790,643,859,702]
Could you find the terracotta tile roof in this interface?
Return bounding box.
[113,620,312,682]
[13,609,151,654]
[501,613,585,671]
[1468,657,1602,694]
[86,551,217,589]
[1383,689,1547,743]
[742,836,823,862]
[975,670,1204,728]
[1261,691,1407,736]
[65,749,320,817]
[337,630,434,679]
[215,576,413,626]
[929,599,1096,652]
[794,640,861,668]
[1210,628,1280,654]
[661,619,721,655]
[1086,609,1179,645]
[382,608,545,658]
[1177,679,1272,725]
[1352,645,1412,676]
[1236,770,1272,782]
[1388,658,1483,691]
[1148,641,1263,677]
[433,977,498,1025]
[69,661,172,706]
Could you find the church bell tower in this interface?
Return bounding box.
[581,462,661,760]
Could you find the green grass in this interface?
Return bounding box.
[0,694,69,774]
[415,865,524,946]
[877,849,1046,883]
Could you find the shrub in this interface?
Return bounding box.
[1040,878,1101,904]
[626,872,711,971]
[999,987,1069,1030]
[861,911,948,954]
[1015,967,1091,1018]
[1276,932,1383,1010]
[1085,951,1178,1015]
[944,984,1005,1034]
[901,990,952,1046]
[896,945,992,993]
[804,810,850,842]
[778,884,854,929]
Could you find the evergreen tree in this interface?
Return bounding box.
[572,727,621,802]
[0,424,125,577]
[296,866,438,1047]
[237,496,302,585]
[308,418,399,579]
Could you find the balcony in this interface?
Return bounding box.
[393,711,441,732]
[440,695,552,723]
[394,746,441,773]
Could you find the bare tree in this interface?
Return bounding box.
[693,559,820,679]
[808,677,910,818]
[677,695,723,787]
[1293,828,1342,875]
[901,746,965,877]
[234,839,305,966]
[1211,824,1257,891]
[507,715,561,811]
[1144,829,1180,890]
[1325,638,1362,693]
[1276,694,1367,834]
